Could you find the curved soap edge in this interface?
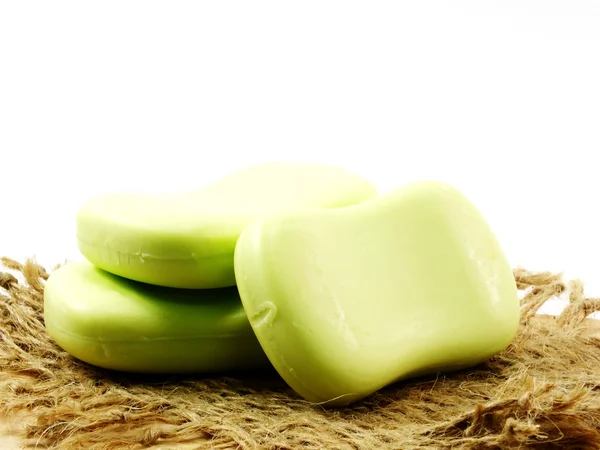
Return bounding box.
[43,262,269,373]
[75,162,378,289]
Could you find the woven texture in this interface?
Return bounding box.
[1,257,600,449]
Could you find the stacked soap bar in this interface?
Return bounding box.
[44,162,520,406]
[45,163,377,375]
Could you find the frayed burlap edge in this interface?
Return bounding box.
[1,257,600,450]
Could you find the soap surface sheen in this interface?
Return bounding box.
[44,261,268,373]
[76,163,377,288]
[234,180,521,406]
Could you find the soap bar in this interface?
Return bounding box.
[44,261,269,373]
[76,163,377,289]
[234,180,520,406]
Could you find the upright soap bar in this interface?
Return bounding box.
[76,163,377,289]
[44,261,268,373]
[234,181,520,406]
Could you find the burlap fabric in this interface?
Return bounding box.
[1,257,600,449]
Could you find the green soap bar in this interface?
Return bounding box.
[76,163,377,289]
[44,261,268,373]
[234,180,520,406]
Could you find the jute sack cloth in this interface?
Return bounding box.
[1,257,600,449]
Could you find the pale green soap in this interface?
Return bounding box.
[44,261,268,373]
[76,163,377,289]
[234,180,520,406]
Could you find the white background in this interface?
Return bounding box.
[1,1,599,307]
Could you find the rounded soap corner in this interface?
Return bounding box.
[234,217,264,257]
[233,219,264,300]
[75,192,105,216]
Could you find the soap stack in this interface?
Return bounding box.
[44,162,520,406]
